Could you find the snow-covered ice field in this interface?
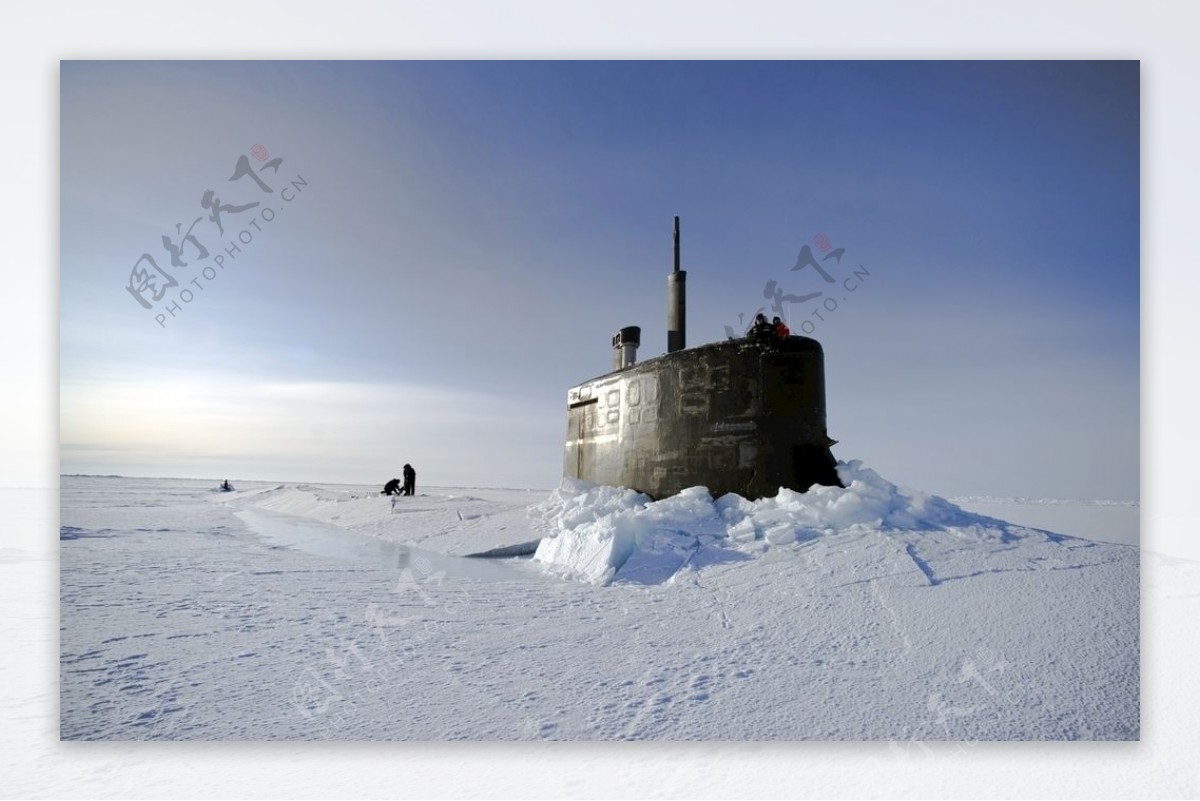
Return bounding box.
[58,462,1139,741]
[953,497,1139,548]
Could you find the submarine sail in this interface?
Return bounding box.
[563,218,842,501]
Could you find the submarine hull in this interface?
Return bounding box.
[563,336,842,500]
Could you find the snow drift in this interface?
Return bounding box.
[533,460,1045,585]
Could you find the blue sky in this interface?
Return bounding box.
[60,60,1139,499]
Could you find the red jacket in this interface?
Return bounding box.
[775,322,791,338]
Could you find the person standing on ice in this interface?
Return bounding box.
[402,464,416,497]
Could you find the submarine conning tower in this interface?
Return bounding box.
[563,217,843,501]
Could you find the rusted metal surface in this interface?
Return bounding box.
[563,336,841,500]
